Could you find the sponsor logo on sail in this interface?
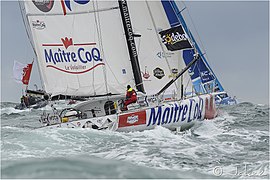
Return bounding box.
[143,73,150,79]
[162,32,188,45]
[32,0,90,15]
[156,51,174,59]
[42,37,104,74]
[188,69,194,76]
[153,67,165,79]
[200,70,213,82]
[60,0,90,15]
[168,68,178,78]
[32,0,54,13]
[32,20,46,30]
[142,66,150,80]
[159,25,192,51]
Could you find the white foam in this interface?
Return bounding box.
[0,107,31,115]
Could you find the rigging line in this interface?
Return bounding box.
[18,1,45,91]
[145,0,178,91]
[18,1,36,56]
[169,1,198,56]
[95,5,131,90]
[88,5,126,90]
[184,61,198,96]
[93,0,109,95]
[92,1,98,95]
[184,74,191,97]
[180,1,208,56]
[168,0,206,93]
[70,6,81,93]
[178,1,213,70]
[168,1,193,47]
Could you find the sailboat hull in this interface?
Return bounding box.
[40,94,216,132]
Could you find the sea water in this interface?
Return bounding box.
[1,101,269,179]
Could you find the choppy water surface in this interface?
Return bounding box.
[1,101,269,179]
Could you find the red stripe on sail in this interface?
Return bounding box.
[42,43,96,47]
[46,63,105,74]
[60,0,67,15]
[42,44,63,47]
[74,43,96,46]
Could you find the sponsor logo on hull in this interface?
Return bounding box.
[147,97,204,127]
[119,111,146,128]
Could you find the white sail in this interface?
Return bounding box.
[23,1,135,97]
[127,1,193,97]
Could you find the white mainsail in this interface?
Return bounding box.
[22,0,194,98]
[23,1,135,97]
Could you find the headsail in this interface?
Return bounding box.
[161,1,230,97]
[127,1,194,97]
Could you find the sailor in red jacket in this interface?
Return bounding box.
[123,85,137,109]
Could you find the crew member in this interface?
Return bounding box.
[123,85,137,110]
[24,95,29,107]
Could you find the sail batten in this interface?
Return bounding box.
[25,6,119,17]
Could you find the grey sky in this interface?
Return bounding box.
[1,1,269,105]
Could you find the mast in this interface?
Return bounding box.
[118,0,145,93]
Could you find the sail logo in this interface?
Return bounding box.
[153,67,165,79]
[42,37,104,74]
[159,25,192,51]
[142,66,150,80]
[200,70,214,82]
[32,0,90,15]
[32,0,54,13]
[168,68,178,78]
[161,32,188,45]
[147,98,204,127]
[188,69,194,76]
[32,20,46,30]
[156,51,174,59]
[60,0,90,15]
